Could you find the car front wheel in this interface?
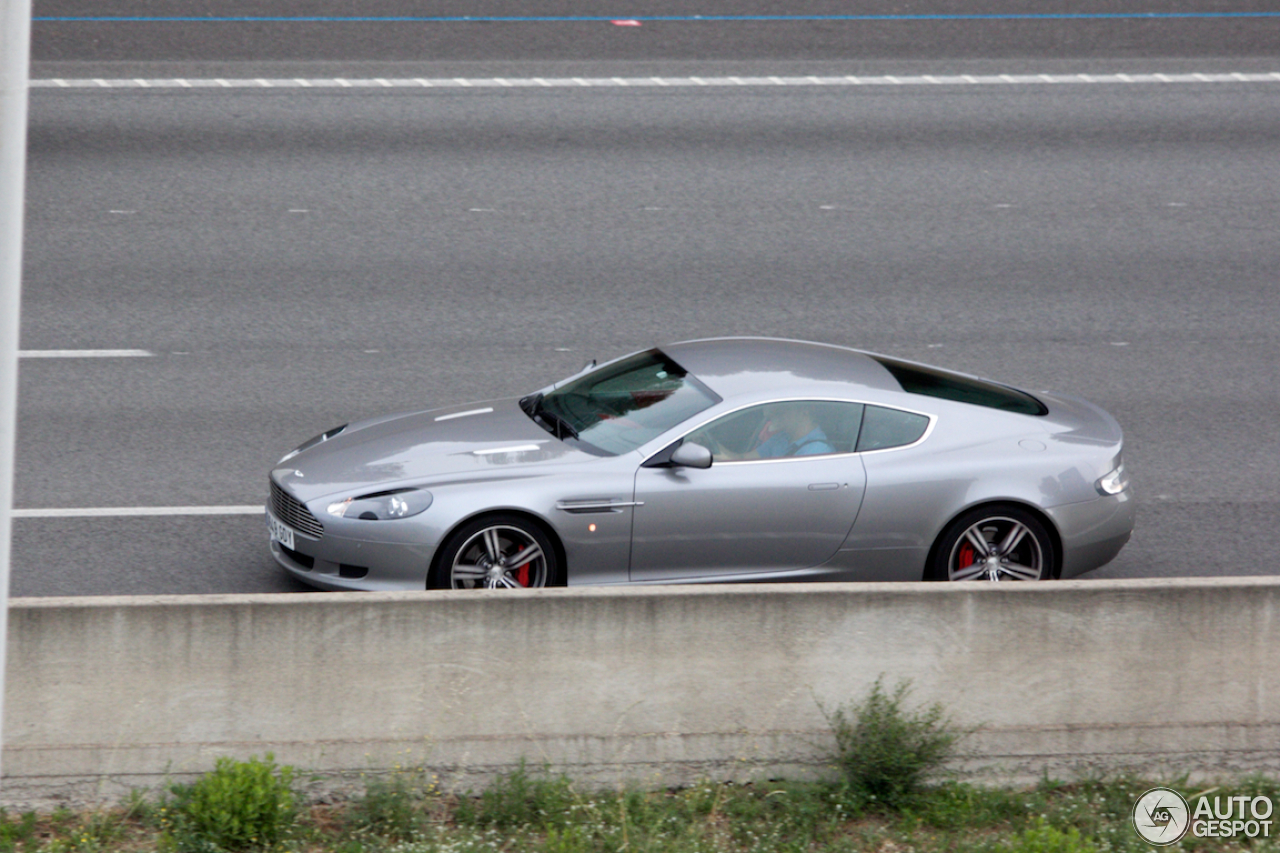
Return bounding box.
[929,505,1055,581]
[431,514,560,590]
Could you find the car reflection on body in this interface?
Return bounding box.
[267,337,1132,590]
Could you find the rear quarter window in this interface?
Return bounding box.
[856,406,930,451]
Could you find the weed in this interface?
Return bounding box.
[0,809,38,852]
[826,677,960,812]
[160,754,297,852]
[913,781,1033,830]
[456,764,580,832]
[1000,819,1098,853]
[344,772,434,842]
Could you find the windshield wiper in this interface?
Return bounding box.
[521,393,579,441]
[539,407,580,441]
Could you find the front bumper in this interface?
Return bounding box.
[1047,489,1135,579]
[268,512,438,591]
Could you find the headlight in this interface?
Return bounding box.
[278,424,347,463]
[1096,462,1129,495]
[327,488,433,520]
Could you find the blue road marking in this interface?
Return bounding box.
[31,12,1280,23]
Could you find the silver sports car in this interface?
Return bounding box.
[268,338,1132,590]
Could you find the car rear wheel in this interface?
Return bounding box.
[929,505,1054,581]
[431,515,560,590]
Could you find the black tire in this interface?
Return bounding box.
[430,514,561,590]
[927,505,1055,582]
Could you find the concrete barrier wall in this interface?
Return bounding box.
[5,577,1280,807]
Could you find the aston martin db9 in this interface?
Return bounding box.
[268,338,1132,589]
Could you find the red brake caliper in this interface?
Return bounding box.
[515,546,529,587]
[957,542,976,570]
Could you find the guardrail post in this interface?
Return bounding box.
[0,0,34,782]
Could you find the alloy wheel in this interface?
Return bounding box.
[947,516,1046,581]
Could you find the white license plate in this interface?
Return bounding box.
[267,512,296,551]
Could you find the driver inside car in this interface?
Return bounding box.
[748,403,835,458]
[695,402,836,461]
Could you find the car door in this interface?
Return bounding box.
[629,400,868,581]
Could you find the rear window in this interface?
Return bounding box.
[870,356,1048,416]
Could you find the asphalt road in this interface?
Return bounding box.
[29,0,1280,67]
[11,3,1280,596]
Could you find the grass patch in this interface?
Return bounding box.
[5,775,1280,852]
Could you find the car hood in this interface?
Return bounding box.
[272,398,593,502]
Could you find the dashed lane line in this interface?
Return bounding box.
[28,72,1280,90]
[18,349,154,358]
[12,506,263,518]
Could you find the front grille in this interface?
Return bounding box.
[270,480,325,539]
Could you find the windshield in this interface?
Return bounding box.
[523,349,720,455]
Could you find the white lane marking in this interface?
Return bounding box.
[19,349,153,358]
[13,505,263,518]
[28,72,1280,92]
[435,407,494,421]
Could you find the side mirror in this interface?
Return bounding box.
[669,441,712,469]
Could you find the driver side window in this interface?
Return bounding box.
[684,401,864,461]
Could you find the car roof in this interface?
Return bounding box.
[660,337,903,400]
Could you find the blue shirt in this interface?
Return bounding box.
[757,427,833,458]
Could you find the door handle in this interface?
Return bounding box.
[807,483,841,491]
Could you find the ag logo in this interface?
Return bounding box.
[1133,787,1191,846]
